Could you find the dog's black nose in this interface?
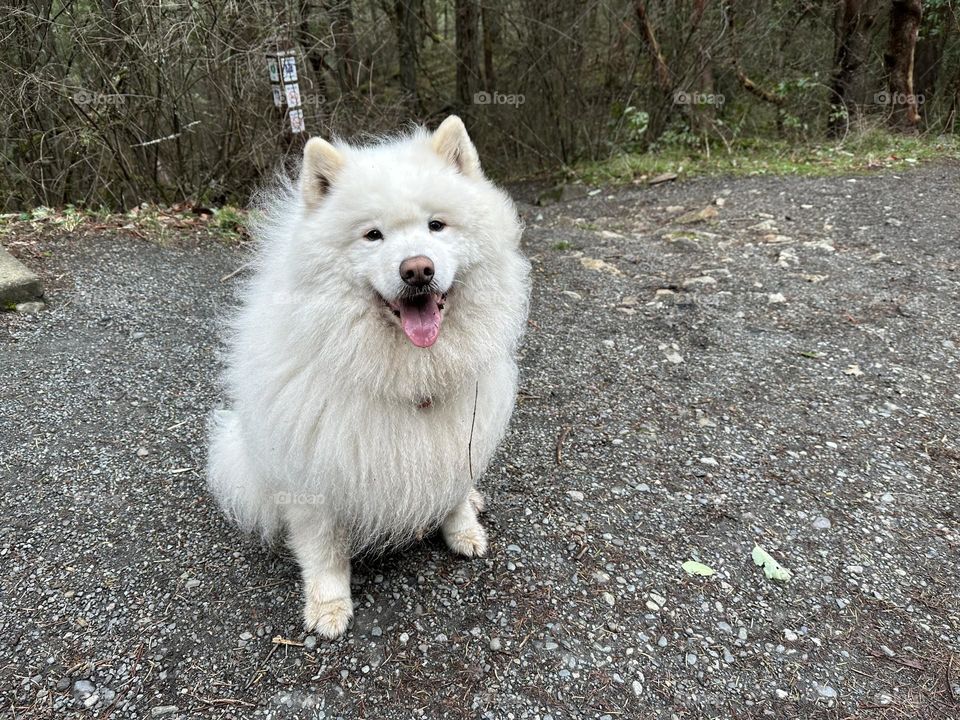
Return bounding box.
[400,255,435,287]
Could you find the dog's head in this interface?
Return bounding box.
[295,116,524,350]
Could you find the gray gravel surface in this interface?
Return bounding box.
[2,164,960,719]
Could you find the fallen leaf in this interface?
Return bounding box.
[752,544,793,581]
[580,257,624,276]
[682,560,715,577]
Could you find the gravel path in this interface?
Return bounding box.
[2,163,959,719]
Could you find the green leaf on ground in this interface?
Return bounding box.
[752,544,793,581]
[682,560,715,577]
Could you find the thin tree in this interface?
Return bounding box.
[456,0,480,110]
[396,0,422,107]
[884,0,923,130]
[828,0,877,136]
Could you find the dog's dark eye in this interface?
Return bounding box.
[365,228,383,241]
[428,220,445,232]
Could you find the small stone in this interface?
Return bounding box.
[775,689,788,700]
[566,490,585,502]
[72,680,95,699]
[131,331,146,340]
[768,292,786,304]
[685,653,697,666]
[489,637,502,651]
[398,633,409,644]
[602,592,615,607]
[100,688,116,703]
[632,680,643,696]
[371,626,382,637]
[303,635,317,650]
[602,339,615,349]
[880,644,895,657]
[683,275,717,287]
[784,630,798,641]
[716,622,732,634]
[812,516,831,530]
[151,707,179,717]
[880,493,894,503]
[185,579,200,589]
[506,544,522,554]
[816,684,837,700]
[699,456,718,466]
[136,447,150,458]
[543,641,559,651]
[723,648,735,664]
[15,301,44,314]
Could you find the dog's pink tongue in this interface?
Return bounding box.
[399,296,442,348]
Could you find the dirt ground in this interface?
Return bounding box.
[2,163,959,719]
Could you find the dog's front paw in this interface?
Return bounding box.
[304,596,353,639]
[443,520,488,558]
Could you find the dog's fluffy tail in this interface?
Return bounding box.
[206,409,280,539]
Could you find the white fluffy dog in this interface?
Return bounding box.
[206,116,530,639]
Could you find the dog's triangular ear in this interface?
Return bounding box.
[431,116,481,176]
[301,137,344,208]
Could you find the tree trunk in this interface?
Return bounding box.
[481,1,498,93]
[455,0,480,110]
[884,0,923,130]
[326,0,357,92]
[632,0,671,92]
[395,0,422,107]
[828,0,876,136]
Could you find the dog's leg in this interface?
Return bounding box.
[442,489,488,558]
[285,507,353,639]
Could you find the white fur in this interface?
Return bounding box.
[207,117,530,638]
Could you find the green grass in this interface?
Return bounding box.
[572,130,960,186]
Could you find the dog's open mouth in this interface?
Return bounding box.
[382,291,448,348]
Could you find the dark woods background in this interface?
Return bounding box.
[1,0,956,210]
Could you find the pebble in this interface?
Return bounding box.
[699,456,718,466]
[815,684,837,699]
[489,638,502,652]
[151,707,179,717]
[185,579,200,589]
[783,630,798,642]
[775,689,788,700]
[685,653,697,666]
[768,293,786,304]
[566,490,585,502]
[72,680,95,699]
[880,492,894,503]
[812,516,831,530]
[15,301,44,314]
[398,633,409,644]
[371,626,382,637]
[632,680,643,696]
[136,447,150,458]
[303,635,317,650]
